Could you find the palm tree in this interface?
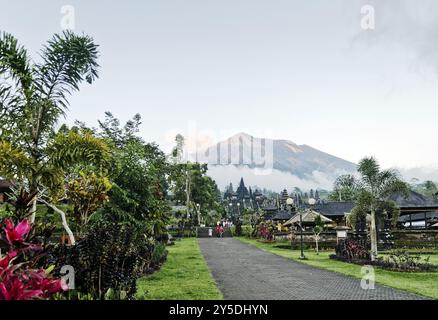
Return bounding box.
[0,31,107,243]
[356,157,408,261]
[332,174,360,201]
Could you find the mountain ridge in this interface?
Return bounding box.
[195,132,357,190]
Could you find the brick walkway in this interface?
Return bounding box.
[198,238,425,300]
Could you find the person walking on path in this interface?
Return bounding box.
[219,225,224,238]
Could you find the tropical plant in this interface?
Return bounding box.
[312,215,325,254]
[0,218,68,300]
[335,238,370,261]
[329,174,360,201]
[52,221,156,299]
[94,113,171,236]
[242,208,263,237]
[171,161,223,225]
[0,31,108,242]
[66,171,112,233]
[354,157,408,261]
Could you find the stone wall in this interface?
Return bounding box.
[273,230,438,250]
[392,230,438,249]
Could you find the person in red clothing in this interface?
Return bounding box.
[218,224,224,238]
[215,224,221,237]
[215,223,225,237]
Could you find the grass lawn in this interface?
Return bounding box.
[236,237,438,300]
[136,238,223,300]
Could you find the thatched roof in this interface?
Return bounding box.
[283,210,333,226]
[314,201,355,216]
[387,190,438,208]
[270,210,292,221]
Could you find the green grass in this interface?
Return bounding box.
[136,238,223,300]
[236,237,438,300]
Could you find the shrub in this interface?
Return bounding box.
[383,250,438,272]
[257,221,275,241]
[51,221,157,299]
[335,238,370,261]
[331,241,438,272]
[151,242,168,270]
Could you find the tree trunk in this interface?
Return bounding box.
[29,197,37,223]
[41,200,76,245]
[370,208,378,261]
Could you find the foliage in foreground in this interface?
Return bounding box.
[0,219,67,300]
[52,221,167,299]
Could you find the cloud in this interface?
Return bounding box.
[207,165,339,191]
[352,0,438,73]
[398,166,438,183]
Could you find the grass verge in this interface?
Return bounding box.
[236,237,438,300]
[136,237,223,300]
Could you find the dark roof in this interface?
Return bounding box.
[262,205,278,212]
[398,211,438,222]
[314,201,355,217]
[387,190,438,208]
[270,211,292,221]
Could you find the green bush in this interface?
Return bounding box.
[52,221,157,299]
[151,242,168,269]
[230,225,254,237]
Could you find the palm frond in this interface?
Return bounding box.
[35,31,99,113]
[47,129,111,173]
[0,31,33,95]
[357,156,380,190]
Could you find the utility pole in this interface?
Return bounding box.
[186,167,191,219]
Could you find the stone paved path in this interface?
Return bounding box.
[198,238,425,300]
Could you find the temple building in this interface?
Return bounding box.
[223,178,266,218]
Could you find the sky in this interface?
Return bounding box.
[1,0,438,181]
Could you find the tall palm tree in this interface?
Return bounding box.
[356,157,408,261]
[0,31,107,244]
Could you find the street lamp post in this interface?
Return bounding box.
[301,197,316,260]
[286,197,295,255]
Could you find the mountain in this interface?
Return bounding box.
[194,132,357,190]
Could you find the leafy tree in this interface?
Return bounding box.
[171,134,185,164]
[242,208,263,237]
[354,157,408,261]
[171,162,223,226]
[410,180,438,200]
[313,214,325,255]
[95,113,171,237]
[66,171,112,233]
[0,31,105,242]
[329,174,360,201]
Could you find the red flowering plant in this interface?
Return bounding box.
[257,222,273,241]
[0,218,68,300]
